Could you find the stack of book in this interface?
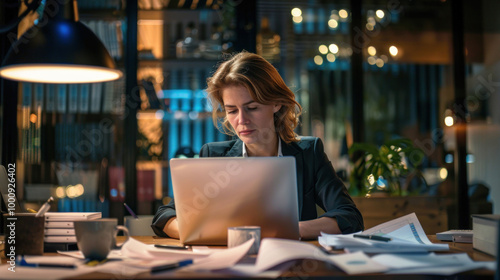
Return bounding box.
[44,212,102,252]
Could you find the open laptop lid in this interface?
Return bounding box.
[0,165,23,214]
[170,156,300,245]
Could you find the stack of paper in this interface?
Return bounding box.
[44,212,101,244]
[319,213,449,253]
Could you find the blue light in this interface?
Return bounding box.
[445,154,453,163]
[57,22,71,37]
[466,154,475,163]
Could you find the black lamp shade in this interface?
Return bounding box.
[0,1,122,83]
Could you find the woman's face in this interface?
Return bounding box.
[222,85,281,147]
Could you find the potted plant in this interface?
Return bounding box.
[348,138,426,197]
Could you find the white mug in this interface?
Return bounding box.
[227,226,261,255]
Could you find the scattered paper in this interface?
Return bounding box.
[184,238,254,271]
[319,213,449,253]
[327,251,388,274]
[382,253,495,275]
[254,238,388,275]
[121,237,210,261]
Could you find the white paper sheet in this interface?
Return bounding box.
[183,238,254,271]
[372,252,464,270]
[319,213,449,253]
[327,251,388,274]
[382,253,495,275]
[254,238,388,275]
[120,237,210,260]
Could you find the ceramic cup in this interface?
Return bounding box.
[124,215,155,236]
[227,226,261,255]
[74,218,129,260]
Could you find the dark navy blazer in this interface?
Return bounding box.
[151,137,364,237]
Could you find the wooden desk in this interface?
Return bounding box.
[2,235,495,279]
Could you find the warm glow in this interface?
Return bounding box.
[29,113,37,124]
[329,44,339,54]
[55,186,66,198]
[291,8,302,17]
[439,168,448,180]
[366,23,374,31]
[389,45,399,56]
[376,10,385,19]
[66,186,77,198]
[367,46,377,56]
[367,56,376,65]
[326,53,336,62]
[319,45,328,54]
[0,64,122,84]
[339,9,348,19]
[375,58,384,67]
[75,184,85,196]
[314,55,323,65]
[328,19,338,29]
[444,116,454,126]
[367,174,375,185]
[292,16,303,23]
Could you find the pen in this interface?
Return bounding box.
[18,257,76,269]
[154,244,190,250]
[353,234,392,242]
[35,197,54,217]
[124,203,138,219]
[151,259,193,273]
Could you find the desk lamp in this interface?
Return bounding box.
[0,0,122,83]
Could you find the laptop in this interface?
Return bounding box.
[170,157,300,245]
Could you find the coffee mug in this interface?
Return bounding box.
[227,226,261,255]
[74,218,129,260]
[124,215,155,236]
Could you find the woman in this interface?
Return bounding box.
[152,51,364,240]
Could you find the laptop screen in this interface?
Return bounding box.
[170,156,300,245]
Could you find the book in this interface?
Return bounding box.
[44,212,102,221]
[56,84,67,113]
[44,236,78,243]
[137,169,155,202]
[108,166,125,202]
[68,84,79,113]
[45,84,56,112]
[45,221,74,228]
[472,214,500,256]
[436,229,473,243]
[90,83,103,113]
[79,83,90,113]
[44,228,75,236]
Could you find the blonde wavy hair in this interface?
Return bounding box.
[206,52,302,143]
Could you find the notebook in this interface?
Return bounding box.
[170,157,300,245]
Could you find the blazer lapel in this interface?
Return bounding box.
[226,139,244,157]
[282,141,303,218]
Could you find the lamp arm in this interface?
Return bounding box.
[0,0,42,34]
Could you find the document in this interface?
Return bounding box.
[319,213,449,253]
[120,237,210,261]
[254,238,387,275]
[380,253,495,275]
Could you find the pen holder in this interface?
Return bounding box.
[124,215,155,236]
[3,213,45,257]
